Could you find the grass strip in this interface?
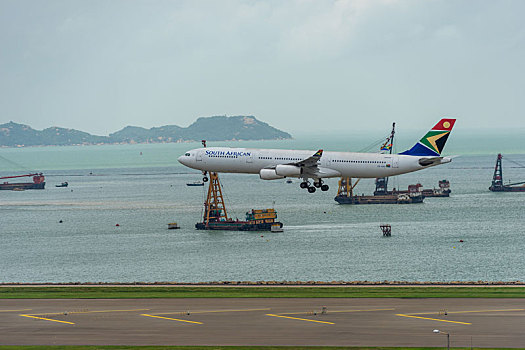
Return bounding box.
[1,286,525,299]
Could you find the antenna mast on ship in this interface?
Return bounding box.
[336,122,395,199]
[374,122,396,195]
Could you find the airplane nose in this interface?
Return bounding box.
[177,155,186,165]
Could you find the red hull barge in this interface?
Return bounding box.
[0,173,45,191]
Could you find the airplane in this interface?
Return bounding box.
[178,118,456,193]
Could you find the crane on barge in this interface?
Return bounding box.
[0,153,46,190]
[489,153,525,192]
[195,140,284,232]
[0,173,45,190]
[334,123,424,204]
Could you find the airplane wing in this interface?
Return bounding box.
[294,149,323,167]
[265,149,339,179]
[292,149,325,177]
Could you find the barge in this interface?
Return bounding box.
[376,180,451,198]
[195,208,283,231]
[195,172,283,231]
[335,180,424,204]
[334,123,423,205]
[0,173,45,190]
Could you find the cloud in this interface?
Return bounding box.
[434,24,460,40]
[0,0,524,134]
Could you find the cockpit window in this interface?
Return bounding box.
[185,153,190,156]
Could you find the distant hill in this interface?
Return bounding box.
[0,116,291,147]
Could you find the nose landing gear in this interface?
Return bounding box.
[202,171,208,182]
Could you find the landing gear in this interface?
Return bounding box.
[202,171,208,182]
[300,181,316,193]
[300,179,328,193]
[314,179,329,191]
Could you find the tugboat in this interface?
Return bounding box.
[421,180,450,197]
[186,181,204,187]
[168,222,180,229]
[0,173,45,190]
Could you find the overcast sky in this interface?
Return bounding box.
[1,0,524,135]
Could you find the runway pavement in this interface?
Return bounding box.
[1,298,524,347]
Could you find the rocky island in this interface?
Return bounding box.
[0,115,291,147]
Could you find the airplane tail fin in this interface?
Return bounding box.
[399,118,456,157]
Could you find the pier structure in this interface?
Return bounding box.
[380,224,392,237]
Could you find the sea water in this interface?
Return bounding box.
[1,133,524,283]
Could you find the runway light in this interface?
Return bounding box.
[433,329,450,350]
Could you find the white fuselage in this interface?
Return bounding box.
[178,147,450,179]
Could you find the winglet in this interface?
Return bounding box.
[399,118,456,157]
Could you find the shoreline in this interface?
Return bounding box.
[1,280,524,287]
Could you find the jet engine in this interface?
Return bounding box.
[275,164,302,177]
[259,168,284,180]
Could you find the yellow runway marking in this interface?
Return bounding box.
[141,314,203,324]
[279,308,394,315]
[408,308,525,315]
[19,314,75,325]
[266,313,335,324]
[28,308,149,316]
[0,309,32,312]
[396,314,471,325]
[154,308,271,315]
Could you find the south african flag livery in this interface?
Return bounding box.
[399,118,456,157]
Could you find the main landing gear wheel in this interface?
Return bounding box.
[300,181,308,189]
[313,181,321,188]
[308,186,316,193]
[203,176,208,182]
[321,184,329,191]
